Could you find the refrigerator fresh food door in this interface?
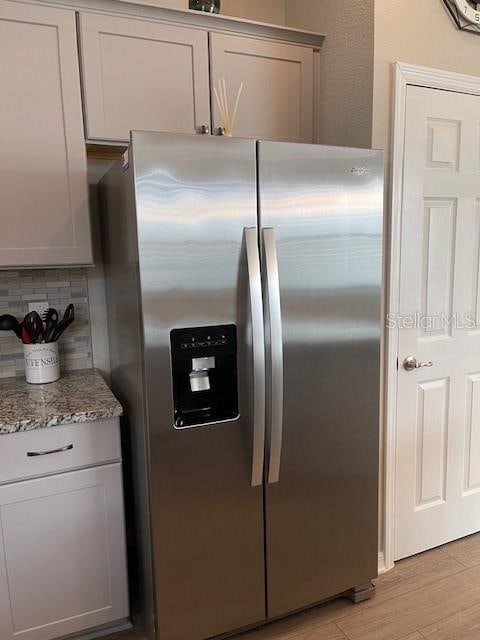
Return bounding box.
[132,132,266,640]
[258,141,383,618]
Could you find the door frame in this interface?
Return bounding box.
[384,62,480,572]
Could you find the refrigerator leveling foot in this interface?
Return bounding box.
[345,582,376,604]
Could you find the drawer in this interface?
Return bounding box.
[0,418,121,485]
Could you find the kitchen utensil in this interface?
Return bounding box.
[23,311,45,344]
[0,314,22,339]
[21,327,31,344]
[62,303,75,323]
[51,317,74,342]
[42,308,59,343]
[51,304,75,342]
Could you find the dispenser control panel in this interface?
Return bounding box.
[170,324,238,429]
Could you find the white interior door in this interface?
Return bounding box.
[395,85,480,560]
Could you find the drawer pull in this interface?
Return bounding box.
[27,444,74,457]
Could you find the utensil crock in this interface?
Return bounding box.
[24,342,60,384]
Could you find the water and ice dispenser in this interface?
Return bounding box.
[170,325,239,428]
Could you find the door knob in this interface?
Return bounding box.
[199,124,210,135]
[403,356,433,372]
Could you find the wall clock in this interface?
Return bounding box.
[443,0,480,34]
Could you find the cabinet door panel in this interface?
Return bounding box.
[0,1,92,267]
[210,33,314,143]
[79,13,211,141]
[0,464,128,640]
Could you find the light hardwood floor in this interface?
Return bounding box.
[103,533,480,640]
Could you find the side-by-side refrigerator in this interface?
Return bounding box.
[100,132,383,640]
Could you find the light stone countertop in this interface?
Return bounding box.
[0,369,123,435]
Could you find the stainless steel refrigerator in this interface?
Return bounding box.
[100,132,383,640]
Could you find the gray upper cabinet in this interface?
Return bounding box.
[0,3,320,270]
[210,33,314,143]
[79,12,317,145]
[79,13,211,142]
[0,0,92,268]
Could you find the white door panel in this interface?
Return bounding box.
[395,85,480,559]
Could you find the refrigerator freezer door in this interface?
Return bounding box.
[132,132,266,640]
[258,142,383,618]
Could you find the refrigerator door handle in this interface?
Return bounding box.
[263,228,284,484]
[245,227,266,488]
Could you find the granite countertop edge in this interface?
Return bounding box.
[0,407,124,435]
[0,369,123,435]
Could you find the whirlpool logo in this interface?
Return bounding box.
[350,167,371,176]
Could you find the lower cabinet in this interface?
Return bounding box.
[0,464,129,640]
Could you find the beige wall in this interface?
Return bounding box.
[121,0,186,9]
[373,0,480,155]
[285,0,374,148]
[222,0,285,24]
[142,0,286,23]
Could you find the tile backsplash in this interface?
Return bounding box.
[0,269,92,379]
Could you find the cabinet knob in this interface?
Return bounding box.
[199,124,210,135]
[216,127,226,136]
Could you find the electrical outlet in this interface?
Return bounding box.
[28,301,49,317]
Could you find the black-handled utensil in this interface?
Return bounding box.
[0,314,22,339]
[42,308,59,343]
[62,304,75,323]
[23,311,45,344]
[51,304,75,342]
[51,317,74,342]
